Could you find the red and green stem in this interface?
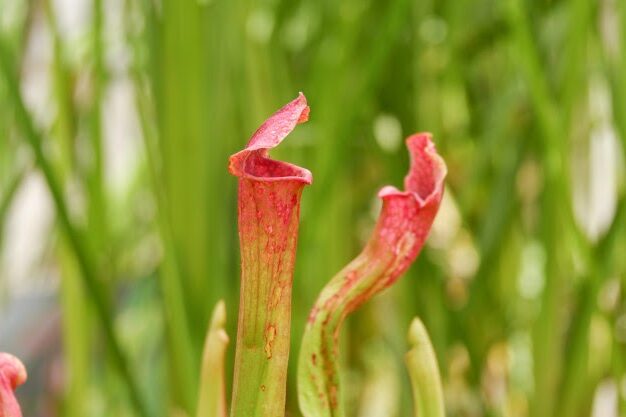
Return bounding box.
[298,134,446,417]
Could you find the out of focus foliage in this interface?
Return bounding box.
[0,0,625,416]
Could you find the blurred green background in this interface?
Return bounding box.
[0,0,625,416]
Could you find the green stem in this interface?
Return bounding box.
[0,166,26,242]
[58,242,91,417]
[43,4,91,416]
[87,0,108,253]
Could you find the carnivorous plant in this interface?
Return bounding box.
[1,93,447,417]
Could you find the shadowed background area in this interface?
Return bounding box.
[0,0,625,416]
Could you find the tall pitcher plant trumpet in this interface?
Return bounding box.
[1,94,447,417]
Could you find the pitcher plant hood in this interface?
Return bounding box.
[228,92,312,184]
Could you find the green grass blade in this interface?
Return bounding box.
[0,36,150,417]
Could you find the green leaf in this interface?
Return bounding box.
[405,318,445,417]
[196,300,229,417]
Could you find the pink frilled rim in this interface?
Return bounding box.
[0,353,27,417]
[0,353,26,391]
[378,132,446,207]
[228,93,313,184]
